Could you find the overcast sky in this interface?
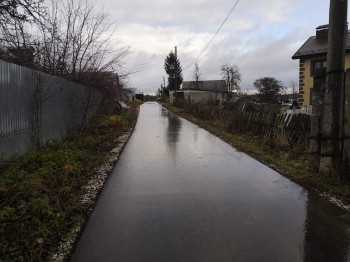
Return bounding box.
[96,0,348,94]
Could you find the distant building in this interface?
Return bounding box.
[292,24,350,107]
[123,88,135,103]
[169,80,228,104]
[0,46,35,68]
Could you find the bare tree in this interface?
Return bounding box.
[191,61,203,89]
[0,0,45,35]
[192,61,202,89]
[33,0,129,83]
[220,63,241,92]
[0,0,44,21]
[0,20,34,64]
[0,0,45,65]
[192,62,201,82]
[0,0,129,101]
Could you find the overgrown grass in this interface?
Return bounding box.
[164,103,350,202]
[0,102,140,261]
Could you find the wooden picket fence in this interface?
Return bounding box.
[225,111,310,146]
[173,100,311,149]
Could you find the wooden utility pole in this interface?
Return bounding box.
[319,0,348,174]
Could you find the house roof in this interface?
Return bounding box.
[292,30,350,59]
[181,80,227,92]
[123,88,135,94]
[316,24,329,30]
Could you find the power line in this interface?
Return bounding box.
[124,1,220,80]
[178,0,211,45]
[183,0,240,71]
[126,1,239,90]
[179,0,212,45]
[180,0,218,51]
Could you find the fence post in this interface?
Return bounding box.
[32,71,43,150]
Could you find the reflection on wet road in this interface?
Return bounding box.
[71,102,350,262]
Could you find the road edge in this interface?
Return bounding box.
[163,104,350,212]
[49,107,140,262]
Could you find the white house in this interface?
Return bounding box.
[169,80,228,104]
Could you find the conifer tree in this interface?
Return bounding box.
[164,48,183,91]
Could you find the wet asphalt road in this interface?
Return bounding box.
[71,102,350,262]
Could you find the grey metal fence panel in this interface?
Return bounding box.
[39,73,102,144]
[0,61,36,160]
[0,60,103,161]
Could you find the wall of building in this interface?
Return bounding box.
[300,54,350,107]
[301,59,313,107]
[184,90,226,104]
[169,90,227,104]
[0,59,103,161]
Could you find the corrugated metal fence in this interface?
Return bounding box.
[0,59,103,161]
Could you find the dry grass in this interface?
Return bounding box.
[164,102,350,202]
[0,102,140,261]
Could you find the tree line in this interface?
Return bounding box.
[160,48,296,104]
[0,0,129,97]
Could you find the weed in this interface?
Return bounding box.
[0,102,139,261]
[164,102,350,200]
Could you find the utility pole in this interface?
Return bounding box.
[175,46,178,90]
[174,46,178,99]
[227,70,230,92]
[319,0,348,175]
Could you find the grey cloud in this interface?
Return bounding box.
[93,0,350,94]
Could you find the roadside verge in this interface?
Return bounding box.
[163,103,350,209]
[0,101,142,261]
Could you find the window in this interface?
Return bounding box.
[312,60,327,76]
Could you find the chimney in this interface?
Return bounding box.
[315,24,329,39]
